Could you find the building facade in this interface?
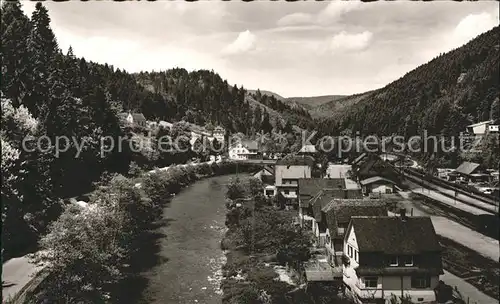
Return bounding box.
[343,214,443,304]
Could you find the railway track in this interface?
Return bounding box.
[401,169,498,215]
[404,168,497,205]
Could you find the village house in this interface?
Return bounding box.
[228,140,259,160]
[275,155,314,206]
[354,156,400,186]
[359,176,397,196]
[119,112,147,128]
[465,120,498,135]
[302,196,383,285]
[307,188,365,248]
[343,212,443,304]
[252,166,276,197]
[298,178,362,229]
[455,161,490,183]
[322,200,388,278]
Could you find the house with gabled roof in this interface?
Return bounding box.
[355,157,400,185]
[303,198,386,285]
[298,178,363,232]
[343,212,443,304]
[455,161,489,183]
[119,112,147,128]
[359,176,397,195]
[228,139,259,160]
[322,200,387,272]
[275,155,314,206]
[252,165,275,196]
[466,120,497,135]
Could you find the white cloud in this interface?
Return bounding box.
[318,1,363,24]
[277,13,314,27]
[451,12,499,47]
[329,31,373,52]
[222,30,257,55]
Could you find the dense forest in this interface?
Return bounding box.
[314,26,500,167]
[0,1,315,258]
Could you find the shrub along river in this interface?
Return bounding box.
[131,174,243,304]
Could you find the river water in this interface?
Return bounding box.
[138,174,241,304]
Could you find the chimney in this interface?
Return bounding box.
[400,208,407,221]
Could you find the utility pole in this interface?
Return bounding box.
[251,199,255,255]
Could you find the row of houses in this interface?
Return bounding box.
[253,153,443,303]
[118,112,227,151]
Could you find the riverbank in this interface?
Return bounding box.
[6,160,257,304]
[220,178,349,304]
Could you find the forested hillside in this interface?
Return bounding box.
[135,71,314,133]
[316,26,499,167]
[317,26,499,136]
[286,94,346,110]
[0,1,315,258]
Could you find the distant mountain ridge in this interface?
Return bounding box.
[249,89,346,110]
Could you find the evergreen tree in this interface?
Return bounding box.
[260,111,273,134]
[0,0,32,106]
[26,2,59,117]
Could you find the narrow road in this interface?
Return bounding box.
[2,255,43,302]
[397,192,499,304]
[442,271,497,304]
[398,191,499,262]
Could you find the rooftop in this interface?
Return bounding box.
[359,176,397,186]
[276,155,315,166]
[456,161,481,175]
[466,120,494,128]
[350,216,441,254]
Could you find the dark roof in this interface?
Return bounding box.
[242,140,259,150]
[252,166,274,177]
[357,157,398,181]
[298,178,345,207]
[323,200,387,238]
[349,216,441,254]
[456,162,481,175]
[131,113,146,122]
[310,189,348,222]
[276,155,315,167]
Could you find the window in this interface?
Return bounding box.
[411,275,430,289]
[354,250,358,262]
[404,255,414,266]
[364,277,378,288]
[348,245,353,258]
[389,255,399,266]
[326,235,331,244]
[265,190,274,196]
[284,190,290,195]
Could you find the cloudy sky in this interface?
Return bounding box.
[21,1,499,97]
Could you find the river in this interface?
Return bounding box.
[136,174,242,304]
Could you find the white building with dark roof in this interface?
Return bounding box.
[343,213,443,304]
